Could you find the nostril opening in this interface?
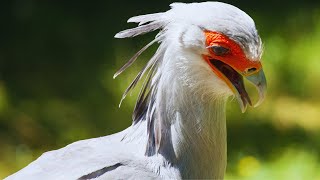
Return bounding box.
[247,67,257,73]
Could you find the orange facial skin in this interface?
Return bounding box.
[203,31,262,76]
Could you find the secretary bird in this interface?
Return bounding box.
[6,2,266,179]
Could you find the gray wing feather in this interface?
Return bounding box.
[128,13,164,25]
[114,22,162,39]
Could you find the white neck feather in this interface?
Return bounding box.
[152,43,228,179]
[171,96,227,178]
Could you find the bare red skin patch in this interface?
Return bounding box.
[203,31,261,75]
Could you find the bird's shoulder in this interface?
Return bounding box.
[6,123,181,180]
[5,129,147,179]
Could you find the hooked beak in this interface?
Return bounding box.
[236,69,267,112]
[205,57,267,113]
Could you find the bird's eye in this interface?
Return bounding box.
[209,46,230,56]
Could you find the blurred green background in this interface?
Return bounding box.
[1,0,320,179]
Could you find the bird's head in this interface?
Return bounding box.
[115,2,266,113]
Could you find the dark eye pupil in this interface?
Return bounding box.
[211,46,229,56]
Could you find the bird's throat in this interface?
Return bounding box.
[153,74,228,178]
[172,97,227,179]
